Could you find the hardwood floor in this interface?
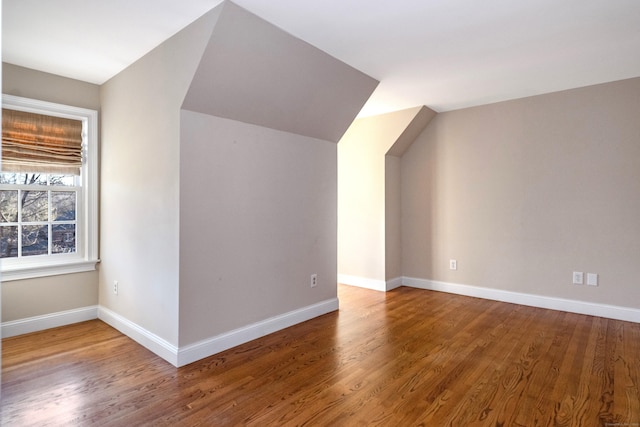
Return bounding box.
[2,285,639,426]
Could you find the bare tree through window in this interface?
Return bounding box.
[0,173,77,258]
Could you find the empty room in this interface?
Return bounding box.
[2,1,640,425]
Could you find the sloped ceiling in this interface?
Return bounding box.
[181,2,377,142]
[3,0,640,115]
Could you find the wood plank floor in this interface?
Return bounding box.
[2,285,640,426]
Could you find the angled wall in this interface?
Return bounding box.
[338,106,435,290]
[182,3,374,143]
[385,107,438,282]
[178,2,376,355]
[100,1,376,365]
[99,5,224,351]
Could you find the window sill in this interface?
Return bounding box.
[1,258,100,282]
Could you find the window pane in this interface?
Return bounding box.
[0,190,19,223]
[22,191,49,222]
[52,224,76,254]
[0,173,47,185]
[23,174,48,186]
[52,192,76,221]
[0,173,24,184]
[49,175,76,186]
[22,225,48,256]
[0,226,18,258]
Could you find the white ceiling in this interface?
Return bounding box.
[3,0,640,116]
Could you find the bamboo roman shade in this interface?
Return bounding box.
[2,108,83,175]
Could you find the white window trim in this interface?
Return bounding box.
[1,94,99,281]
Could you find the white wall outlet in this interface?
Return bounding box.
[572,272,583,285]
[449,259,457,270]
[587,273,598,286]
[310,273,318,288]
[113,280,119,295]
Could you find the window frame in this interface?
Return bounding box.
[1,94,99,281]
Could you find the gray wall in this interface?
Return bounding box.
[178,2,374,346]
[1,63,100,322]
[100,1,374,351]
[179,112,338,345]
[99,6,221,345]
[3,63,100,110]
[401,77,640,309]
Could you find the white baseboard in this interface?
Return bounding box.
[2,306,98,338]
[97,298,339,367]
[11,278,632,369]
[5,299,339,367]
[98,306,179,366]
[386,277,403,291]
[177,298,339,367]
[403,277,640,324]
[338,274,402,292]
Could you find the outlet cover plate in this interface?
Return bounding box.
[573,272,584,285]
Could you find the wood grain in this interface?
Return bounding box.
[2,285,639,426]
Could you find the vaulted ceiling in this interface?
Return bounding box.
[3,0,640,116]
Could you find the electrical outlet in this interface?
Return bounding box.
[113,280,119,295]
[587,273,598,287]
[572,272,583,285]
[310,273,318,288]
[449,259,457,270]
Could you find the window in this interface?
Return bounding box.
[1,95,98,280]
